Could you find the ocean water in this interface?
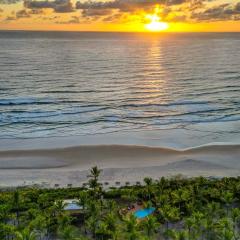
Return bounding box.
[0,31,240,140]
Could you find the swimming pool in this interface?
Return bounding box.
[134,207,155,219]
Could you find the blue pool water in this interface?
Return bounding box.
[134,207,155,219]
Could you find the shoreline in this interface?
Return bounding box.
[1,122,240,188]
[1,120,240,151]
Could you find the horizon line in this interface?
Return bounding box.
[1,29,240,33]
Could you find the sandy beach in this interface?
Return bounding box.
[1,124,240,188]
[0,134,240,188]
[1,32,240,190]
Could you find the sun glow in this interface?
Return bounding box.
[145,6,169,32]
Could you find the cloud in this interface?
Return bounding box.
[191,2,240,21]
[55,15,80,23]
[2,0,240,24]
[16,9,31,18]
[82,8,113,17]
[30,8,45,14]
[3,7,46,21]
[24,0,74,13]
[0,0,21,4]
[75,0,190,12]
[74,0,237,22]
[4,15,16,20]
[74,0,191,21]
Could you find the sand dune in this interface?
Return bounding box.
[0,143,240,187]
[0,144,240,170]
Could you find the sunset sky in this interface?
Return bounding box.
[0,0,240,31]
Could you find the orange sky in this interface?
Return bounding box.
[0,0,240,31]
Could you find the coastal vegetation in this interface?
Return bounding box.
[1,167,240,239]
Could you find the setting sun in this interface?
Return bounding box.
[145,18,169,32]
[145,6,169,32]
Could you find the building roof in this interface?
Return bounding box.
[63,199,83,211]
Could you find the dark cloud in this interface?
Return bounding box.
[0,0,21,4]
[191,2,240,21]
[55,15,80,23]
[102,12,123,22]
[24,0,74,13]
[30,8,45,14]
[2,0,240,24]
[4,16,16,20]
[236,2,240,12]
[16,9,31,18]
[82,8,112,17]
[75,0,189,12]
[41,15,59,20]
[75,0,240,22]
[69,15,80,22]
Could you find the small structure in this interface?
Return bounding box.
[63,199,83,214]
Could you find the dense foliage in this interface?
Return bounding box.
[1,167,240,239]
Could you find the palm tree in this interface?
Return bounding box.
[231,208,240,236]
[0,204,11,224]
[28,214,48,239]
[140,215,159,238]
[0,223,16,240]
[88,166,102,199]
[87,200,101,218]
[86,215,99,239]
[187,211,205,240]
[167,229,188,240]
[78,191,89,234]
[217,217,235,240]
[105,199,117,213]
[122,189,138,203]
[54,200,67,218]
[155,193,169,209]
[159,205,180,240]
[96,221,110,240]
[12,191,21,226]
[104,212,119,240]
[15,228,37,240]
[184,215,200,240]
[58,213,72,229]
[124,214,139,240]
[88,166,101,181]
[221,191,234,216]
[156,177,167,194]
[206,202,222,220]
[221,229,235,240]
[58,225,77,240]
[86,199,101,239]
[143,177,153,200]
[201,215,218,240]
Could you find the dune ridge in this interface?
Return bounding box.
[0,143,240,168]
[0,142,240,187]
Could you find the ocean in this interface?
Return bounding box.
[0,31,240,143]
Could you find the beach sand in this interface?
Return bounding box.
[0,140,240,188]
